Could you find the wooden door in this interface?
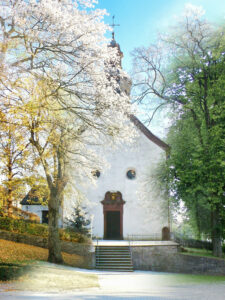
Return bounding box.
[106,211,121,239]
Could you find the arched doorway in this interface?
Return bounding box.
[101,191,125,240]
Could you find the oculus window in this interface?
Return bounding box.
[92,170,101,178]
[126,169,136,180]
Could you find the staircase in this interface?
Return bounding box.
[95,245,133,272]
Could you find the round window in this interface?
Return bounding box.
[92,170,100,178]
[126,169,136,180]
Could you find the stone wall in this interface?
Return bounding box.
[131,246,225,276]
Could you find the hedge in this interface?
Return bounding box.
[0,217,90,243]
[0,263,32,281]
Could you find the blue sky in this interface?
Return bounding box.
[95,1,225,136]
[96,0,225,72]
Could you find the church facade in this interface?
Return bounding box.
[74,115,170,240]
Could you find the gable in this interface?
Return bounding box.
[130,115,170,152]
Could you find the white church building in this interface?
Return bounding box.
[79,114,169,240]
[21,35,170,240]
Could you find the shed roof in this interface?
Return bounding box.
[20,187,48,205]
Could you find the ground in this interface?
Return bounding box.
[0,264,225,299]
[0,239,225,299]
[0,239,88,268]
[183,247,225,259]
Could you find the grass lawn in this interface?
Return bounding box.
[161,273,225,285]
[182,247,225,259]
[0,239,99,291]
[0,239,87,267]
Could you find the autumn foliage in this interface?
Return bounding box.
[0,239,85,268]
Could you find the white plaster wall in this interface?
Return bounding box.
[21,205,63,227]
[21,205,47,222]
[64,127,169,239]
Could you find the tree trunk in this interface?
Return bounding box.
[7,160,13,218]
[7,186,13,218]
[48,188,64,264]
[211,204,222,257]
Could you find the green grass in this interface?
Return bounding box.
[182,247,225,259]
[156,273,225,286]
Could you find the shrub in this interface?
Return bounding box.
[0,217,48,237]
[59,228,90,244]
[0,263,32,281]
[0,217,90,243]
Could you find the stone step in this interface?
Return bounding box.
[96,248,130,251]
[96,264,133,268]
[96,249,130,251]
[96,258,132,261]
[96,252,130,256]
[96,247,130,250]
[96,253,130,256]
[96,260,132,264]
[95,245,133,272]
[96,266,133,272]
[96,252,130,254]
[96,249,130,253]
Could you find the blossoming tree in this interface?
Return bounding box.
[0,0,135,263]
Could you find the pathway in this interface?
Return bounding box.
[0,263,224,299]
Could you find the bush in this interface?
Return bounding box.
[0,263,32,281]
[59,228,90,244]
[174,234,213,250]
[0,217,48,237]
[0,217,90,243]
[222,244,225,254]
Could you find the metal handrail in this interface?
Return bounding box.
[128,235,133,267]
[96,237,99,267]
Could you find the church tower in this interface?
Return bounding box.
[107,17,132,97]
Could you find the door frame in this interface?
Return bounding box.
[101,191,125,240]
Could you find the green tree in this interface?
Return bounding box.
[65,202,90,235]
[132,5,225,256]
[165,115,214,239]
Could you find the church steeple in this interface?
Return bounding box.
[107,16,131,96]
[110,16,119,42]
[109,16,123,66]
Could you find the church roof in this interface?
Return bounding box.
[130,115,170,152]
[20,187,48,205]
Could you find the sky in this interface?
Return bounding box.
[95,0,225,136]
[96,0,225,72]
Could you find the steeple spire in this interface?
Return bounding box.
[110,15,120,41]
[109,15,123,63]
[107,15,131,96]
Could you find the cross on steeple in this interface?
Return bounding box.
[110,15,120,40]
